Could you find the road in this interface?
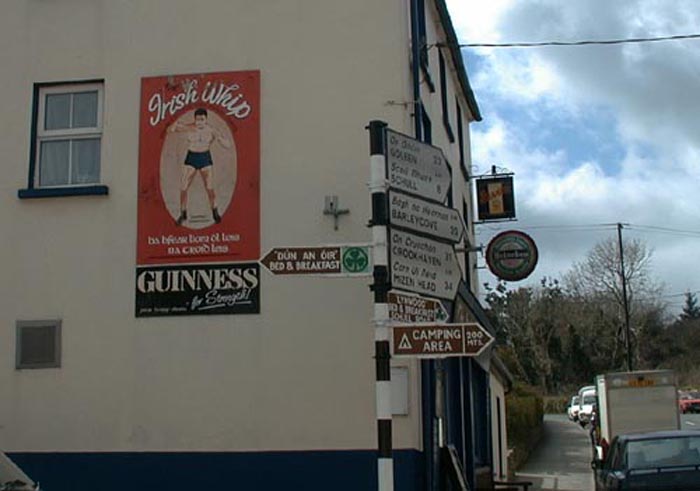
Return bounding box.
[681,412,700,428]
[514,413,700,491]
[514,414,595,491]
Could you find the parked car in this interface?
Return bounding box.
[593,430,700,491]
[567,395,581,421]
[578,389,597,425]
[679,390,700,414]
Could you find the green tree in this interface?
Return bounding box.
[680,291,700,321]
[564,237,664,370]
[484,278,574,392]
[484,237,670,393]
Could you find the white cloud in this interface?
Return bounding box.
[447,1,700,311]
[446,0,514,44]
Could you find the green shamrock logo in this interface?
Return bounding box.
[343,247,369,273]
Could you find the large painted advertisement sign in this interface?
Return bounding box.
[136,71,260,316]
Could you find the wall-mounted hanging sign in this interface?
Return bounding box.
[485,230,538,282]
[476,176,515,221]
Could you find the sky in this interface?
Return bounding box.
[446,0,700,313]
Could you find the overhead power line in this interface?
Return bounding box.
[627,224,700,237]
[459,33,700,49]
[475,222,617,235]
[476,222,700,236]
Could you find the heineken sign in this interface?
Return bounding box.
[485,230,538,282]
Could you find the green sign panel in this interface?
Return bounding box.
[342,246,371,274]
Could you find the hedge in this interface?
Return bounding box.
[506,385,544,471]
[543,395,569,414]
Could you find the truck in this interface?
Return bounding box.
[595,370,680,453]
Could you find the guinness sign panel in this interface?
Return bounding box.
[136,263,260,317]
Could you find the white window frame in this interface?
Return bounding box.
[35,82,104,188]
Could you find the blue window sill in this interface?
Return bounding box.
[18,185,109,199]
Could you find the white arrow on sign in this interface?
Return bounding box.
[389,190,464,243]
[386,129,451,203]
[389,229,461,301]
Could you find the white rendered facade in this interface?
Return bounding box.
[0,1,490,489]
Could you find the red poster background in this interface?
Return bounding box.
[137,71,260,265]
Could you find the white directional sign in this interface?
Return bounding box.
[389,190,464,243]
[389,229,461,300]
[386,129,451,203]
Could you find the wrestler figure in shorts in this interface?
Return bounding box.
[169,108,231,225]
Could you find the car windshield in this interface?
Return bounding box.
[571,396,579,405]
[627,436,700,469]
[582,394,596,404]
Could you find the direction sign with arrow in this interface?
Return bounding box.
[389,229,461,300]
[260,245,371,276]
[389,189,464,243]
[386,129,451,203]
[387,291,448,324]
[392,322,494,358]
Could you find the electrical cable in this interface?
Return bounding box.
[458,33,700,49]
[475,222,618,235]
[475,222,700,235]
[626,224,700,237]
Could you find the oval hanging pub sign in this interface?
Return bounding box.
[486,230,538,281]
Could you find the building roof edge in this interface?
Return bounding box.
[433,0,482,122]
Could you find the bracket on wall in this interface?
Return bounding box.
[385,100,419,107]
[323,195,349,231]
[455,245,484,253]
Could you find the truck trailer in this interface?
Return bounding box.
[595,370,680,455]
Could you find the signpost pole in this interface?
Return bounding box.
[368,120,394,491]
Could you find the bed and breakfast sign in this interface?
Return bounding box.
[135,70,260,317]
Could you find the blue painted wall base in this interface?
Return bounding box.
[9,449,424,491]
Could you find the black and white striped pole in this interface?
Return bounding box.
[368,120,393,491]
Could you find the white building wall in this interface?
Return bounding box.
[0,0,478,459]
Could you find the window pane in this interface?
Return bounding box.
[45,93,71,130]
[72,91,98,128]
[71,138,100,184]
[39,140,70,186]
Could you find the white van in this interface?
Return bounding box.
[577,388,597,424]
